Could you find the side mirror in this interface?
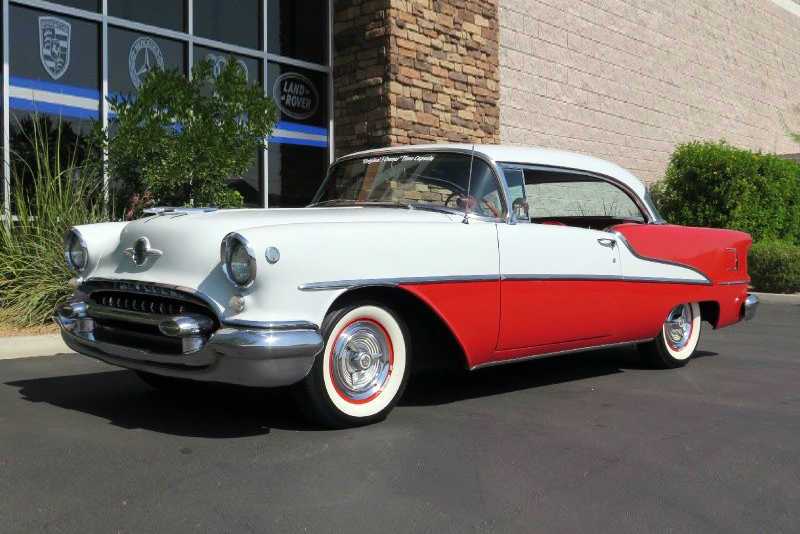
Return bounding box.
[512,197,529,220]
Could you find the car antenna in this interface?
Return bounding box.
[462,144,475,225]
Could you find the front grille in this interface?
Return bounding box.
[82,281,219,355]
[91,290,207,317]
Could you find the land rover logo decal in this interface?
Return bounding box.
[129,37,164,90]
[272,73,318,120]
[39,16,71,80]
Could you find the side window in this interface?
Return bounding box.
[523,169,645,228]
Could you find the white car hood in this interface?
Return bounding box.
[87,207,456,307]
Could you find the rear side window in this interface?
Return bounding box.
[523,169,644,221]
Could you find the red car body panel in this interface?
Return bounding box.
[401,224,752,369]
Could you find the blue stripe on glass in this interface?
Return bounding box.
[9,76,100,100]
[276,121,328,137]
[9,97,99,120]
[268,136,328,148]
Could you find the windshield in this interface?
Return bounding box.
[311,152,507,218]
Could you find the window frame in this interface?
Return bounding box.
[499,163,654,225]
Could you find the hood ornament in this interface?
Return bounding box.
[124,237,162,266]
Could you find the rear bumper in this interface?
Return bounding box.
[741,294,759,321]
[55,301,323,387]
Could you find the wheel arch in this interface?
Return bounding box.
[699,300,720,328]
[325,286,469,373]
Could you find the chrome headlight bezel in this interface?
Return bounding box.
[220,232,257,288]
[63,228,88,272]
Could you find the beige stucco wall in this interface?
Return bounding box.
[499,0,800,183]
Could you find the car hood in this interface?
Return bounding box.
[86,207,456,307]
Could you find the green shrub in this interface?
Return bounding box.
[652,141,800,244]
[0,118,111,326]
[748,241,800,294]
[102,57,277,213]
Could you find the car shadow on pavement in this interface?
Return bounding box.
[401,345,719,407]
[6,368,319,437]
[5,347,718,435]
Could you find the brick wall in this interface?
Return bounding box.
[499,0,800,183]
[333,0,501,157]
[332,0,394,156]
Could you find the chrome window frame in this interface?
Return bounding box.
[497,162,660,225]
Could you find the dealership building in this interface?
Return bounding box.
[2,0,800,213]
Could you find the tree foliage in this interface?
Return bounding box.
[103,58,277,211]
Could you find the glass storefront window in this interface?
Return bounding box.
[8,6,100,198]
[267,62,329,207]
[194,46,263,207]
[3,0,332,212]
[268,144,328,207]
[108,27,186,96]
[267,0,328,65]
[50,0,99,12]
[109,0,185,32]
[194,0,260,50]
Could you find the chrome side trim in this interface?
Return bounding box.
[471,338,653,370]
[610,230,713,285]
[298,275,501,291]
[222,319,320,331]
[300,273,713,290]
[501,274,621,282]
[503,274,711,285]
[719,280,750,286]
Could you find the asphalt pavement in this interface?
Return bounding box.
[1,303,798,532]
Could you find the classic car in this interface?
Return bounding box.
[56,145,759,428]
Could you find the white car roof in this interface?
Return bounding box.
[346,144,647,197]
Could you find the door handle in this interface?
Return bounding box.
[597,238,616,249]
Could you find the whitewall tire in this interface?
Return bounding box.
[638,302,702,368]
[295,301,410,428]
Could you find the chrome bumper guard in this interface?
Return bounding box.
[55,300,323,387]
[741,294,759,321]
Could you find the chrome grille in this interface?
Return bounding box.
[94,291,193,316]
[81,282,219,355]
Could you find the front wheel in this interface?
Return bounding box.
[294,301,411,428]
[638,302,702,368]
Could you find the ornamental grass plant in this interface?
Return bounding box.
[0,116,111,326]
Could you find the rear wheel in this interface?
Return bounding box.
[295,301,411,428]
[638,302,702,368]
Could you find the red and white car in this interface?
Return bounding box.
[57,145,758,427]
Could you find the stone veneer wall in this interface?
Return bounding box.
[333,0,500,157]
[499,0,800,183]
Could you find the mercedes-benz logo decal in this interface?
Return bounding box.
[124,237,163,266]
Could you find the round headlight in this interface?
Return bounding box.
[221,233,256,288]
[63,229,88,271]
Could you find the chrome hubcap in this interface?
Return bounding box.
[331,320,392,401]
[665,304,693,350]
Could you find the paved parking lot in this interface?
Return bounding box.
[1,304,798,532]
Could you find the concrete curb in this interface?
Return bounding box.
[751,292,800,305]
[0,334,73,360]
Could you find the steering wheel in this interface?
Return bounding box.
[444,192,500,217]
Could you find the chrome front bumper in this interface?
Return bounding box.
[55,300,323,387]
[742,294,760,321]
